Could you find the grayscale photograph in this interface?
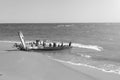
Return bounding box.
[0,0,120,80]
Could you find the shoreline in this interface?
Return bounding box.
[0,42,120,80]
[0,41,118,74]
[61,60,120,80]
[50,58,120,74]
[0,42,95,80]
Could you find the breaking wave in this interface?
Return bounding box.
[72,43,103,51]
[49,57,120,75]
[57,24,73,28]
[0,40,19,43]
[0,40,32,43]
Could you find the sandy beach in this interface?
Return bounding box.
[0,42,120,80]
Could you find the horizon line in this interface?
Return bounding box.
[0,22,120,24]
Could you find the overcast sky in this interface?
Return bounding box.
[0,0,120,23]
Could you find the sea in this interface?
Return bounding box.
[1,23,120,75]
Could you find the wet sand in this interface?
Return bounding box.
[0,42,120,80]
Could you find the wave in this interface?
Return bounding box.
[0,40,19,43]
[0,40,32,43]
[48,57,120,75]
[72,43,103,51]
[56,24,73,28]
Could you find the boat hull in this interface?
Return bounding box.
[14,42,72,51]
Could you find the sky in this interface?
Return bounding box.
[0,0,120,23]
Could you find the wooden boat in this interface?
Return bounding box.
[14,31,72,51]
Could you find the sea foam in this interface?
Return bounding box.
[72,43,103,51]
[0,40,19,43]
[0,40,32,43]
[48,57,120,75]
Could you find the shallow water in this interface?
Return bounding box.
[1,23,120,74]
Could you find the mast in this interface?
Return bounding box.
[18,31,26,49]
